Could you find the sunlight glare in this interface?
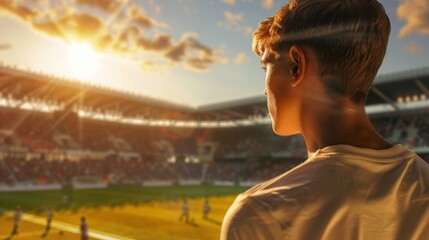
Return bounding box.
[67,42,99,80]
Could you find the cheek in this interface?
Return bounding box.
[266,94,276,118]
[266,74,286,112]
[265,73,295,134]
[266,85,284,125]
[269,93,287,125]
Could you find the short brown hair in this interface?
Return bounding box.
[253,0,391,102]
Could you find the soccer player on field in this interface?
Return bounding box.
[62,194,69,206]
[11,205,21,235]
[80,216,89,240]
[42,208,53,238]
[203,198,211,219]
[179,199,190,223]
[221,0,429,239]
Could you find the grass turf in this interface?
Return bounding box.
[0,185,247,212]
[0,185,248,240]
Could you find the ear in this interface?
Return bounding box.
[288,45,306,87]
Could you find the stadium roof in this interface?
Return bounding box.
[194,66,429,120]
[200,66,429,111]
[1,63,429,121]
[0,63,193,109]
[0,63,195,120]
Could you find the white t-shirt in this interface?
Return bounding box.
[221,144,429,240]
[47,210,53,222]
[183,203,189,215]
[13,210,21,226]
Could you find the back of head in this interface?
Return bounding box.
[253,0,391,103]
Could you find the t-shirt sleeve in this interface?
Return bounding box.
[221,195,283,240]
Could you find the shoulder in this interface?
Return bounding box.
[246,158,345,199]
[239,158,347,219]
[221,193,283,240]
[221,158,355,240]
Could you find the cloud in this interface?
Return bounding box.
[0,0,41,20]
[0,43,12,50]
[397,0,429,37]
[0,0,223,72]
[225,11,243,24]
[165,35,227,71]
[141,60,171,72]
[73,0,123,13]
[218,11,253,36]
[95,34,115,51]
[127,4,156,28]
[30,0,50,4]
[165,41,187,62]
[127,4,169,29]
[145,0,161,14]
[234,53,246,64]
[154,5,161,14]
[222,0,236,5]
[32,13,105,41]
[186,57,215,71]
[262,0,274,9]
[139,34,173,51]
[405,41,424,54]
[165,34,212,62]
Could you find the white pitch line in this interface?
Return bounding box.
[21,213,135,240]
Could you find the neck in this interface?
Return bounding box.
[301,97,392,155]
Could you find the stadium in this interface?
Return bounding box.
[1,0,429,239]
[0,62,429,239]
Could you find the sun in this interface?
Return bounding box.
[67,42,99,80]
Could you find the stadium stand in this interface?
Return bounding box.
[0,63,429,189]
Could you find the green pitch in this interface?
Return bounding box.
[0,185,248,240]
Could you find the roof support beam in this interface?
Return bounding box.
[212,112,231,121]
[223,109,246,119]
[0,75,16,90]
[371,87,399,111]
[415,79,429,97]
[25,83,52,98]
[0,73,14,80]
[253,105,268,115]
[122,105,143,116]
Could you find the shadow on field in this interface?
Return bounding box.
[186,219,199,228]
[3,226,18,240]
[3,234,20,240]
[203,217,222,226]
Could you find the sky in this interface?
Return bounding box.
[0,0,428,107]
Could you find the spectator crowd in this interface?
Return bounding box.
[1,108,429,187]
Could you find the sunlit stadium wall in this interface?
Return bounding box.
[1,94,429,128]
[2,63,429,128]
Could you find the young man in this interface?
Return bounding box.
[221,0,429,239]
